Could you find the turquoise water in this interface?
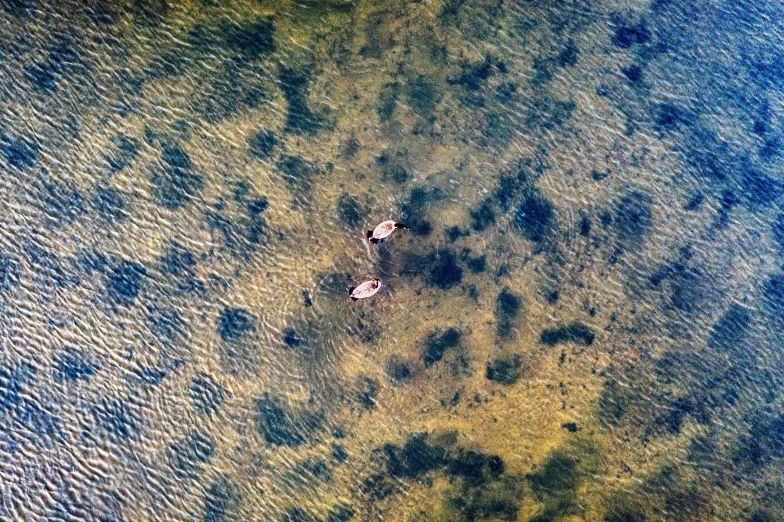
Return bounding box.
[1,1,783,520]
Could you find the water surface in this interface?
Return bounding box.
[1,1,783,521]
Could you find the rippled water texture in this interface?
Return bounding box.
[1,0,784,520]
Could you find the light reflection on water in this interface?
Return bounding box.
[0,0,783,521]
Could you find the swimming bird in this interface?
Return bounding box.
[349,278,382,301]
[367,221,407,244]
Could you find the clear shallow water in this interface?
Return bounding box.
[1,0,783,520]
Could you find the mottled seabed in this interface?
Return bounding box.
[0,0,783,521]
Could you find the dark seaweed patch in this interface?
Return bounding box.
[715,189,738,229]
[406,75,441,118]
[531,56,556,86]
[466,254,486,273]
[256,393,322,446]
[422,328,461,367]
[470,198,497,232]
[326,504,355,522]
[446,475,524,522]
[151,143,203,209]
[280,68,322,134]
[24,41,83,94]
[682,127,730,181]
[248,130,277,160]
[485,355,523,385]
[224,18,276,59]
[200,58,261,123]
[578,215,591,236]
[707,305,751,352]
[337,193,368,228]
[277,154,315,186]
[107,261,146,305]
[148,305,187,342]
[92,397,139,440]
[94,187,129,222]
[427,249,463,289]
[449,55,503,92]
[384,432,447,478]
[612,21,651,48]
[684,192,704,211]
[526,98,575,130]
[169,431,215,479]
[383,164,408,184]
[0,253,21,292]
[281,507,319,522]
[41,180,86,227]
[248,197,269,216]
[446,226,467,242]
[512,193,554,243]
[106,134,140,173]
[160,243,198,292]
[189,372,225,415]
[1,134,39,169]
[621,64,643,85]
[655,102,687,130]
[377,82,400,121]
[356,375,379,409]
[332,443,348,463]
[558,40,579,67]
[386,356,413,384]
[734,411,784,467]
[25,61,56,92]
[282,328,301,348]
[54,349,97,383]
[739,160,782,208]
[654,396,709,435]
[614,190,652,249]
[539,322,595,346]
[0,363,35,414]
[773,213,784,251]
[496,287,522,339]
[748,511,775,522]
[526,452,581,521]
[528,453,578,494]
[204,476,239,522]
[205,200,267,261]
[217,307,255,342]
